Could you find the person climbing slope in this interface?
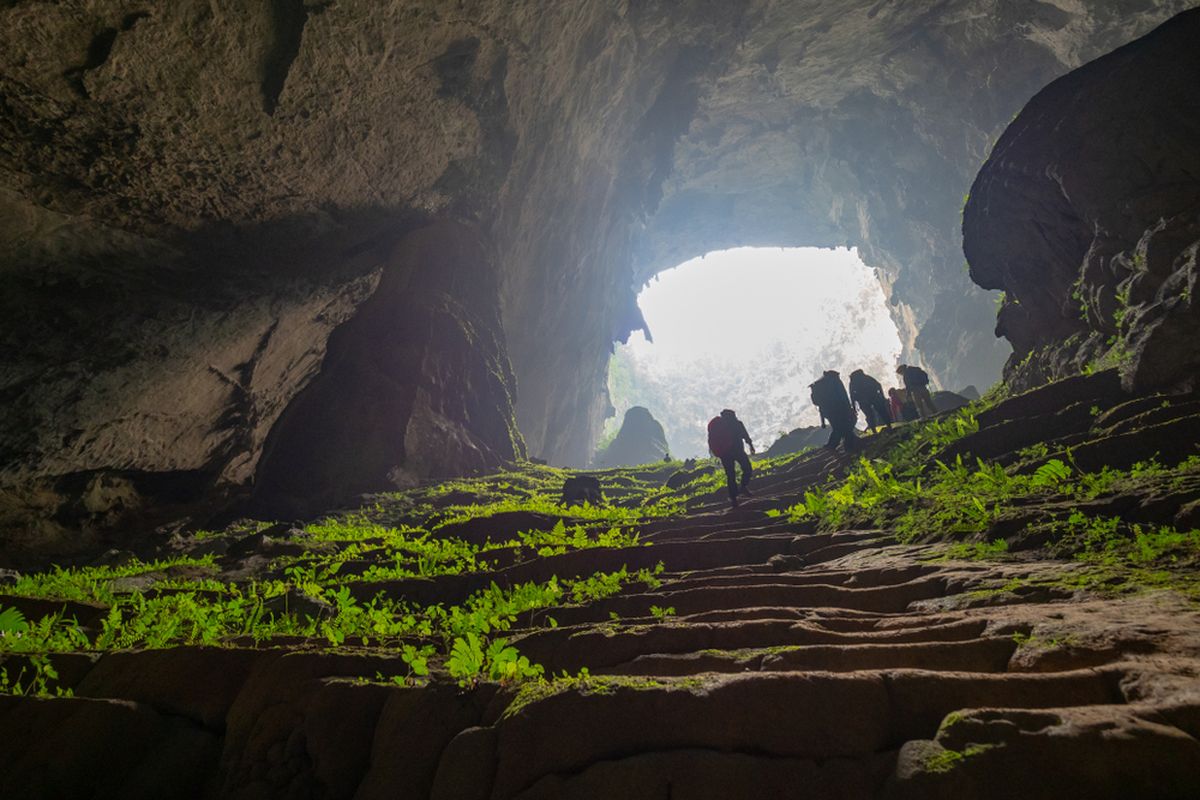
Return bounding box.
[707,408,755,508]
[848,369,892,431]
[897,363,937,418]
[810,370,859,453]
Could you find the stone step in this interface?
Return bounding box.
[601,636,1019,676]
[536,576,950,627]
[660,563,936,592]
[483,668,1127,799]
[514,617,991,672]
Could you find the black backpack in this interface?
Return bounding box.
[906,366,930,387]
[810,375,836,408]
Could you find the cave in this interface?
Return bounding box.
[605,246,908,461]
[5,0,1191,553]
[3,2,1200,798]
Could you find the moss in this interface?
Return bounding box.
[922,743,999,774]
[503,673,711,718]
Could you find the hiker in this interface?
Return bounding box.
[888,387,918,423]
[810,370,859,453]
[707,409,755,508]
[848,369,892,431]
[896,364,936,418]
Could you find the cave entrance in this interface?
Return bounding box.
[605,247,902,459]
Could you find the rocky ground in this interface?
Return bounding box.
[2,370,1200,799]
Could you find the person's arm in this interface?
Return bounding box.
[741,423,755,455]
[819,409,827,428]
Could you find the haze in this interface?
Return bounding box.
[607,247,903,458]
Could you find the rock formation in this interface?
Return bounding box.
[592,406,670,469]
[1,2,1196,555]
[766,425,830,457]
[5,369,1200,798]
[963,8,1200,392]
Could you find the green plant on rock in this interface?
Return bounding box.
[0,653,73,698]
[445,632,543,687]
[923,743,999,774]
[0,605,28,636]
[1030,458,1072,489]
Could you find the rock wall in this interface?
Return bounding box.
[253,221,525,518]
[963,8,1200,393]
[1,0,1195,557]
[499,0,1197,465]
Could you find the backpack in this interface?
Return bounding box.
[809,375,835,408]
[707,416,737,458]
[905,366,930,387]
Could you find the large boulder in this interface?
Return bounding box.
[964,9,1200,393]
[766,426,829,457]
[593,407,670,469]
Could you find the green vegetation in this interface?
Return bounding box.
[1011,630,1077,650]
[503,670,709,718]
[0,459,697,696]
[923,743,999,774]
[762,392,1200,598]
[6,378,1200,700]
[649,604,676,619]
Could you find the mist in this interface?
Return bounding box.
[606,247,903,458]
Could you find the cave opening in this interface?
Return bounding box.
[603,246,903,460]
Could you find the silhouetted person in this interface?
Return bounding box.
[848,369,892,431]
[889,387,918,423]
[707,408,755,508]
[810,370,859,453]
[896,364,936,418]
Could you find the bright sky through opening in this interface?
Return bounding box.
[607,247,903,458]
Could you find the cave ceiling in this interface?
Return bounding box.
[0,0,1194,554]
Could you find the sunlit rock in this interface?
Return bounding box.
[593,406,670,469]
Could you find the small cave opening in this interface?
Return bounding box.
[601,246,904,460]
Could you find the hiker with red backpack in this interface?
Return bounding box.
[896,364,937,418]
[707,409,755,508]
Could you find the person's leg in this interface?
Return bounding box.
[863,405,879,431]
[825,423,840,449]
[844,421,860,451]
[721,456,738,505]
[876,397,893,427]
[917,388,936,417]
[831,420,851,451]
[736,451,753,492]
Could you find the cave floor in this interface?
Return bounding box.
[3,370,1200,798]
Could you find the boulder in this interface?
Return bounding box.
[964,9,1200,392]
[931,391,971,413]
[766,426,828,457]
[592,407,670,469]
[561,476,602,507]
